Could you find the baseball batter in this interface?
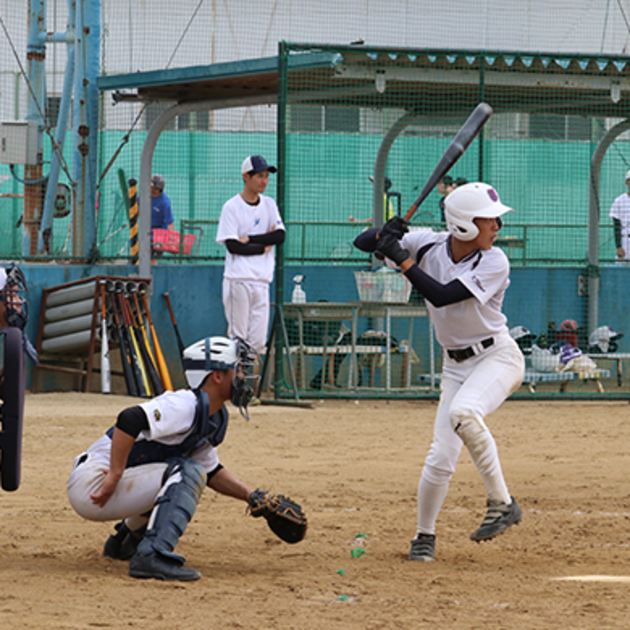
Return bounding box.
[67,337,262,581]
[609,170,630,261]
[216,155,285,354]
[354,183,525,562]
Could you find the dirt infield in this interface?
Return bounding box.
[2,393,630,629]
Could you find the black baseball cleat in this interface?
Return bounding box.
[470,496,523,542]
[408,533,436,562]
[129,552,201,582]
[103,521,147,561]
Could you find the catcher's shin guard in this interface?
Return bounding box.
[135,457,207,564]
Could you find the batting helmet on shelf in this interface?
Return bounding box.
[509,326,538,354]
[444,183,514,242]
[588,326,623,353]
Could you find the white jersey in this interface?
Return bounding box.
[81,389,220,474]
[395,230,510,349]
[610,193,630,229]
[216,193,285,284]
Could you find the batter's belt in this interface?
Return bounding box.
[447,337,494,362]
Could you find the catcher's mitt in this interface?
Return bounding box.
[248,489,307,544]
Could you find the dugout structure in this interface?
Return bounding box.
[26,43,630,399]
[272,43,630,400]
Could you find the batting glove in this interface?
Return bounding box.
[379,216,409,240]
[375,233,410,266]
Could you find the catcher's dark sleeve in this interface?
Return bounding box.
[225,239,265,255]
[248,229,286,246]
[353,228,379,252]
[404,264,472,307]
[206,463,224,483]
[116,406,149,438]
[613,218,622,248]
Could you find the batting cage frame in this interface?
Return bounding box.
[265,42,630,402]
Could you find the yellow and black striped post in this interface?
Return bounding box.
[128,178,139,265]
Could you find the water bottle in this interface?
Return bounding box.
[292,274,306,303]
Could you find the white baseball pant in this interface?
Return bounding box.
[222,278,270,354]
[416,332,525,535]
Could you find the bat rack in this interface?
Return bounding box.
[31,275,152,394]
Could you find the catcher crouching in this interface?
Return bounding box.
[67,336,307,582]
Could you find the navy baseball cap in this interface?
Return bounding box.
[241,155,277,175]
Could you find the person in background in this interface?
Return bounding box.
[437,175,455,223]
[216,155,285,358]
[610,170,630,262]
[348,176,396,224]
[150,174,175,256]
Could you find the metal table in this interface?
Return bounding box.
[282,301,431,390]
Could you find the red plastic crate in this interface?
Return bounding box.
[152,229,196,255]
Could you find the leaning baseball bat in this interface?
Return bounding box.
[128,292,164,396]
[108,284,139,397]
[141,291,173,391]
[100,283,111,394]
[404,103,493,221]
[118,290,151,398]
[163,292,185,362]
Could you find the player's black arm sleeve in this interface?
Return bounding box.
[116,406,150,438]
[613,218,622,249]
[353,228,379,252]
[248,229,286,246]
[225,239,265,255]
[404,265,473,307]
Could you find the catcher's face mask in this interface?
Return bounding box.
[0,263,28,330]
[231,338,258,420]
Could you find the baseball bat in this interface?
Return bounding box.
[403,103,493,221]
[163,292,186,361]
[117,290,151,398]
[108,284,139,397]
[100,283,111,394]
[128,291,164,396]
[140,291,173,391]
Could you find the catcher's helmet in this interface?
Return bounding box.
[444,183,513,242]
[0,263,28,330]
[183,336,257,419]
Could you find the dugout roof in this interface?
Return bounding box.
[97,45,630,117]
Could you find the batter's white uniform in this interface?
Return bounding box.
[609,192,630,259]
[392,230,525,536]
[67,390,220,524]
[216,194,285,353]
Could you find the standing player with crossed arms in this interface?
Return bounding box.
[216,155,285,358]
[610,169,630,262]
[354,182,525,562]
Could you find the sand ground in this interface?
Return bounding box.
[2,393,630,629]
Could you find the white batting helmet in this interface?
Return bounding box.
[588,326,623,353]
[444,183,514,242]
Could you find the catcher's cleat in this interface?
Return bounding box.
[103,521,146,561]
[469,496,523,542]
[128,552,201,582]
[408,533,436,562]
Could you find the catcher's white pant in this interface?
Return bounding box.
[416,331,525,535]
[67,452,168,523]
[222,278,270,354]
